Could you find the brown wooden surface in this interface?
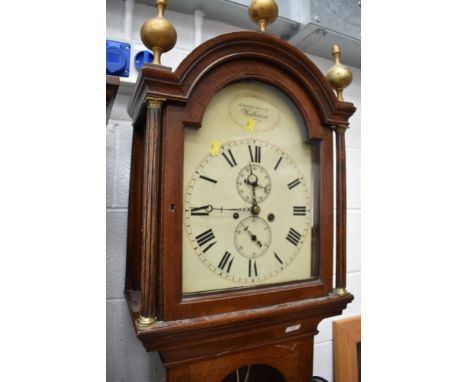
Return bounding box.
[335,130,347,290]
[124,30,356,381]
[138,103,162,319]
[164,336,312,382]
[106,75,119,124]
[125,291,352,360]
[222,365,288,382]
[333,315,361,382]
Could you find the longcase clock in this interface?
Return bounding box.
[123,1,356,381]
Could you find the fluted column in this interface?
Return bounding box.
[334,125,348,296]
[137,97,164,326]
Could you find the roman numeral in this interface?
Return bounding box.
[190,205,210,216]
[293,206,307,216]
[222,149,237,167]
[218,251,233,272]
[249,259,258,277]
[199,174,217,184]
[286,227,302,246]
[274,156,283,170]
[287,178,301,190]
[274,252,283,264]
[248,145,261,163]
[195,229,217,253]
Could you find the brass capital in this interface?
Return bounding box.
[146,97,165,109]
[334,124,348,134]
[327,124,348,133]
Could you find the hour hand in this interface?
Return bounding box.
[244,178,268,190]
[243,225,263,247]
[189,205,213,216]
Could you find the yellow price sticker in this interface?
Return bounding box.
[210,140,221,156]
[245,118,256,133]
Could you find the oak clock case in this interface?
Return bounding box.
[183,81,318,294]
[124,30,355,381]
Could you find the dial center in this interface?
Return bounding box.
[251,204,261,215]
[247,173,258,185]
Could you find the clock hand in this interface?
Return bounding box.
[244,179,268,189]
[243,225,262,247]
[245,162,261,215]
[189,204,213,214]
[188,204,251,214]
[247,164,258,187]
[252,185,257,204]
[211,206,251,212]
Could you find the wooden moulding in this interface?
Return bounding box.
[333,315,361,382]
[126,290,353,365]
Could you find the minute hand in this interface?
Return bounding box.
[189,205,251,215]
[211,206,251,212]
[213,207,250,211]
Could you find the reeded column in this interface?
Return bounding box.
[326,44,353,296]
[137,97,164,326]
[334,125,348,295]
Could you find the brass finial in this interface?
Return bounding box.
[140,0,177,65]
[248,0,278,33]
[326,44,353,101]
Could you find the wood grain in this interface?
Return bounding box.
[333,315,361,382]
[138,103,162,319]
[335,129,347,290]
[165,336,312,382]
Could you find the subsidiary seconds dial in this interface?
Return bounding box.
[185,139,311,283]
[236,163,272,204]
[234,216,272,259]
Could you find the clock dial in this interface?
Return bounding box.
[236,163,272,204]
[185,139,310,283]
[234,216,271,259]
[183,81,316,293]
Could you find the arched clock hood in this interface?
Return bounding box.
[128,31,356,133]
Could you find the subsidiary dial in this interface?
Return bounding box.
[234,216,271,259]
[236,163,272,204]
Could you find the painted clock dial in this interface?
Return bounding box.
[183,81,317,294]
[185,139,311,284]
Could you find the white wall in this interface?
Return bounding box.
[106,1,360,381]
